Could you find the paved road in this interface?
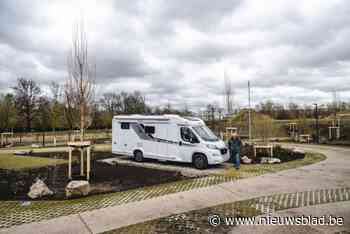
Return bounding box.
[1,144,349,234]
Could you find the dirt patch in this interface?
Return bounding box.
[0,152,187,200]
[30,150,113,160]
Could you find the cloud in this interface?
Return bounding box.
[0,0,350,111]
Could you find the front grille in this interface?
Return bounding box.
[220,148,228,155]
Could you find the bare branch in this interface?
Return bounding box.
[64,18,96,141]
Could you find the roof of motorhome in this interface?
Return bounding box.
[113,114,204,125]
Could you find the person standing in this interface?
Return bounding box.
[228,133,242,170]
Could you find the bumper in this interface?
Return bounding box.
[207,149,230,164]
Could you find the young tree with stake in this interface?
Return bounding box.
[65,20,95,141]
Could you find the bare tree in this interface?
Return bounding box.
[0,94,16,132]
[13,78,41,131]
[50,81,61,101]
[35,96,51,146]
[49,82,62,140]
[224,70,234,115]
[65,19,95,141]
[100,92,122,115]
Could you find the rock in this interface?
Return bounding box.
[101,158,118,166]
[241,155,252,164]
[292,147,306,159]
[31,144,41,148]
[260,157,269,164]
[292,148,305,154]
[21,201,31,206]
[268,158,281,164]
[28,179,53,199]
[260,157,281,164]
[14,150,33,156]
[66,180,90,198]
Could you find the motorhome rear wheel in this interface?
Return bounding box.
[134,150,144,162]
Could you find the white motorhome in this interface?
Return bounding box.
[112,115,229,169]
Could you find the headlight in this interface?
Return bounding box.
[206,144,218,150]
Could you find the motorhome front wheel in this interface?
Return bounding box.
[193,154,208,170]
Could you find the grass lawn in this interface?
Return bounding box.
[0,154,67,171]
[0,143,111,154]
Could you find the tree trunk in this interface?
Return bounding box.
[80,104,85,142]
[42,132,45,146]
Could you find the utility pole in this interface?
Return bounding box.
[332,90,338,125]
[211,105,215,129]
[313,103,319,144]
[248,81,252,143]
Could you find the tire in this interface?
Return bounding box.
[193,154,208,170]
[134,150,144,162]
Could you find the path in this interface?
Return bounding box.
[230,200,350,234]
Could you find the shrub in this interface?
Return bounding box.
[240,144,305,163]
[273,145,305,162]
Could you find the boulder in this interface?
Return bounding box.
[28,179,53,199]
[292,148,305,154]
[268,158,281,164]
[260,157,281,164]
[99,158,118,166]
[14,150,32,156]
[241,155,252,164]
[292,147,306,159]
[66,180,90,198]
[31,144,41,148]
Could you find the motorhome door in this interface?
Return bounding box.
[119,122,131,153]
[179,126,199,162]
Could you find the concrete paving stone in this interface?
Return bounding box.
[230,201,350,234]
[0,214,90,234]
[81,185,239,233]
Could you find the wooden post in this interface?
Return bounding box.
[67,141,91,181]
[253,146,256,157]
[87,146,91,181]
[337,127,340,139]
[270,145,273,157]
[68,147,72,179]
[80,148,84,176]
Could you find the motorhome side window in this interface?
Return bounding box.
[144,126,155,134]
[121,122,130,129]
[180,127,199,143]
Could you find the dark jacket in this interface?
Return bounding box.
[228,137,242,154]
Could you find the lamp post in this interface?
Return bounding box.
[248,81,252,143]
[313,103,319,144]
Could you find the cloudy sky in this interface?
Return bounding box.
[1,0,350,111]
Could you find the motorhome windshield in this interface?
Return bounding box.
[192,125,218,142]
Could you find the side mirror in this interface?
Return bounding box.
[179,141,182,146]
